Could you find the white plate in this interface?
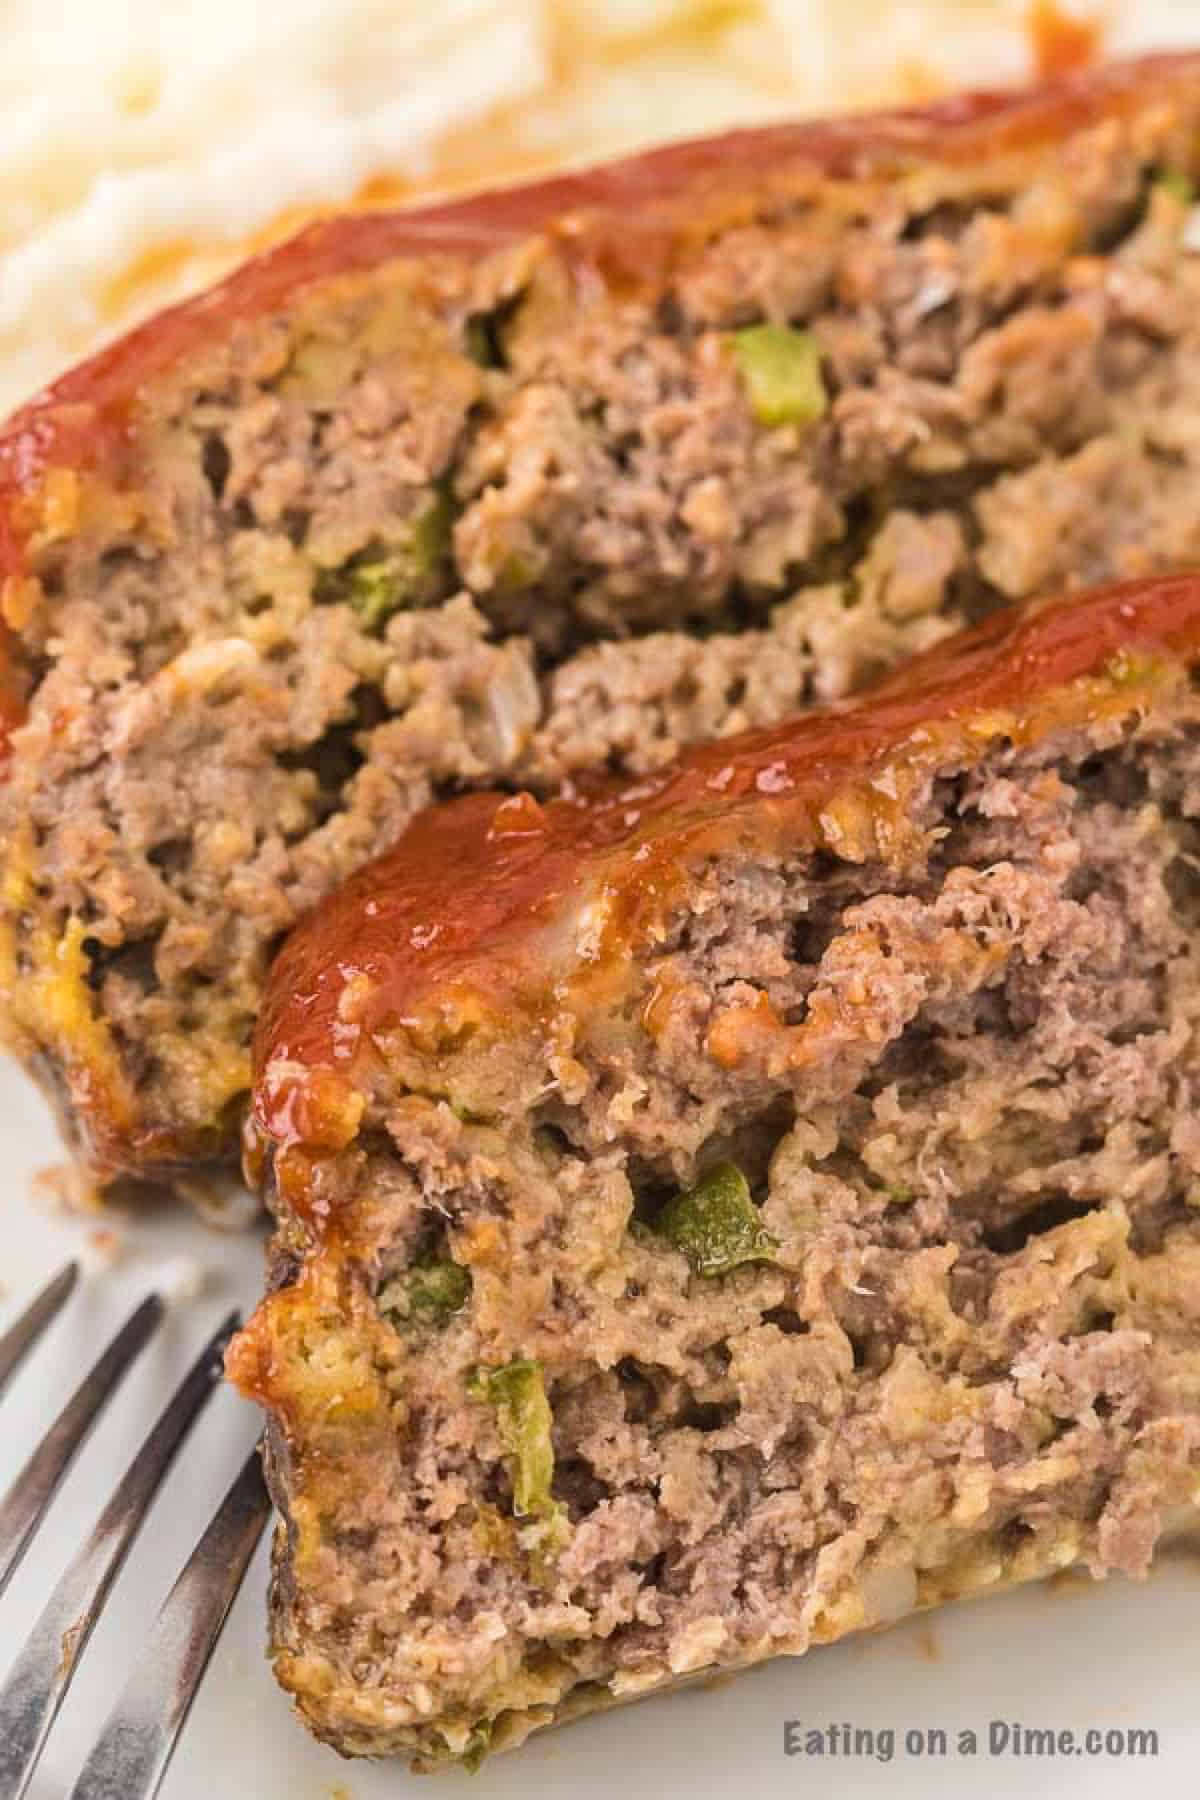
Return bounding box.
[1,1052,1197,1800]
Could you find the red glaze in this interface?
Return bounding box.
[1,50,1198,586]
[0,52,1196,774]
[0,640,22,764]
[254,572,1200,1148]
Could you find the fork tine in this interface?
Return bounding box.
[0,1263,79,1402]
[68,1450,271,1800]
[0,1311,240,1800]
[0,1292,163,1601]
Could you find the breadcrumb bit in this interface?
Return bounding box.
[30,1161,103,1215]
[151,1256,207,1303]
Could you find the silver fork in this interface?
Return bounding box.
[0,1262,272,1800]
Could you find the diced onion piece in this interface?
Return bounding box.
[859,1560,918,1625]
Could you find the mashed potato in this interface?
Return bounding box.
[0,0,1190,418]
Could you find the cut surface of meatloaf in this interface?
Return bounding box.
[6,58,1200,1192]
[229,574,1200,1769]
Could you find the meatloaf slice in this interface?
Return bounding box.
[8,57,1200,1196]
[229,573,1200,1769]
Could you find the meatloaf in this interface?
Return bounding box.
[229,573,1200,1769]
[7,57,1200,1196]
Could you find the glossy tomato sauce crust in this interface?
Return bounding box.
[234,568,1200,1770]
[1,50,1198,609]
[254,571,1200,1157]
[7,52,1200,1199]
